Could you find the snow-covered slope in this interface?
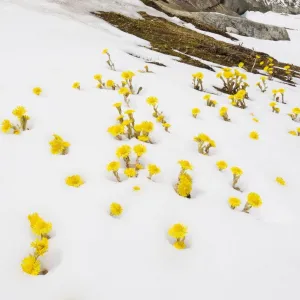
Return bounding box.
[1,1,300,300]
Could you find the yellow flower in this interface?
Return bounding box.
[263,66,269,72]
[124,109,135,115]
[249,131,259,140]
[21,255,41,276]
[173,241,186,250]
[124,168,136,178]
[72,82,80,89]
[116,145,131,158]
[178,160,193,171]
[216,72,222,78]
[94,74,102,81]
[168,224,188,239]
[203,94,211,101]
[177,179,192,197]
[133,186,140,191]
[292,107,300,114]
[238,62,244,68]
[107,125,124,137]
[269,102,277,107]
[156,115,165,123]
[140,121,154,133]
[110,202,123,216]
[106,80,115,87]
[49,134,70,155]
[231,166,243,176]
[29,215,52,237]
[12,106,26,118]
[216,160,228,171]
[235,89,246,99]
[194,133,210,143]
[260,76,267,81]
[278,88,285,94]
[138,135,149,142]
[31,238,49,256]
[136,163,144,170]
[297,127,300,133]
[289,130,297,136]
[122,120,132,127]
[208,139,216,147]
[146,96,158,106]
[65,175,84,187]
[32,87,42,95]
[163,123,171,129]
[121,71,135,80]
[102,48,108,54]
[113,102,122,108]
[247,192,262,208]
[219,107,228,117]
[192,108,200,117]
[240,73,247,80]
[107,161,120,172]
[148,164,161,176]
[192,72,203,80]
[118,87,130,95]
[252,118,259,123]
[256,55,261,59]
[228,197,241,208]
[223,71,234,79]
[1,119,12,133]
[276,177,286,186]
[222,67,231,72]
[133,144,147,157]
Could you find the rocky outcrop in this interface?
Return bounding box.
[154,1,290,40]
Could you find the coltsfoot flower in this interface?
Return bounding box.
[219,107,230,121]
[147,164,161,180]
[28,213,52,238]
[31,238,49,257]
[192,72,204,91]
[216,160,228,171]
[249,131,259,140]
[228,197,241,210]
[192,107,200,118]
[21,255,41,276]
[107,124,124,140]
[173,240,186,250]
[72,82,80,89]
[146,96,158,106]
[124,168,136,178]
[107,161,121,182]
[1,119,12,133]
[133,186,140,191]
[133,144,147,158]
[116,145,131,167]
[243,192,262,213]
[65,175,84,188]
[231,166,243,190]
[12,106,26,118]
[49,134,70,155]
[110,202,123,217]
[178,160,193,171]
[276,177,286,186]
[168,223,188,240]
[32,87,42,96]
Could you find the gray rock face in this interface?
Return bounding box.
[226,26,239,34]
[156,1,290,40]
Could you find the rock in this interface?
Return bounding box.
[155,1,290,40]
[226,26,239,34]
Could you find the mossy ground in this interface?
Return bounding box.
[92,11,299,83]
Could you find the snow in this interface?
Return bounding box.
[1,1,300,300]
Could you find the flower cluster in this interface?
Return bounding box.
[228,89,247,109]
[219,107,230,121]
[102,48,116,71]
[22,213,53,276]
[288,107,300,121]
[107,144,160,182]
[121,70,142,95]
[203,94,217,107]
[256,76,268,93]
[49,134,70,155]
[175,160,193,198]
[146,96,170,132]
[228,192,262,213]
[216,68,248,95]
[272,88,286,104]
[194,133,216,155]
[1,106,30,134]
[269,102,280,113]
[168,223,188,250]
[192,72,204,91]
[261,57,275,79]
